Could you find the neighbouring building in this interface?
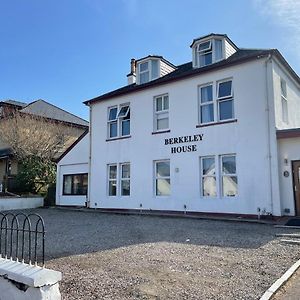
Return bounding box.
[0,99,88,191]
[57,33,300,217]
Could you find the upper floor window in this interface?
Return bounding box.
[280,78,288,123]
[198,79,234,125]
[107,104,130,139]
[154,94,169,131]
[138,59,159,84]
[194,39,223,68]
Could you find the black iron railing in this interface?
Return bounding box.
[0,213,45,267]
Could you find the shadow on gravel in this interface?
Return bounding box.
[13,208,281,261]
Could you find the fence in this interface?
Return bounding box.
[0,212,45,267]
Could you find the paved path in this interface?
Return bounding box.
[273,268,300,300]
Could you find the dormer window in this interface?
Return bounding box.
[191,34,238,69]
[197,41,213,67]
[138,59,160,84]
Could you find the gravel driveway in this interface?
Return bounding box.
[24,208,300,299]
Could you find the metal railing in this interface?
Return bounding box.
[0,213,45,267]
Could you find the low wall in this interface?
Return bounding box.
[0,258,62,299]
[0,197,44,211]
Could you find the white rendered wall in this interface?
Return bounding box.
[89,58,282,216]
[277,137,300,215]
[272,60,300,129]
[0,197,43,211]
[56,134,89,206]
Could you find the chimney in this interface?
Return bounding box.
[127,58,136,85]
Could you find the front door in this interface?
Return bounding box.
[292,161,300,216]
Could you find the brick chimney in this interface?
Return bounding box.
[127,58,136,85]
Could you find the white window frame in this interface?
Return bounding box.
[220,154,238,197]
[107,164,118,196]
[107,103,130,139]
[154,160,171,197]
[200,156,217,197]
[154,94,169,131]
[120,163,130,196]
[281,78,288,123]
[138,59,160,84]
[199,83,214,124]
[197,40,213,67]
[217,79,234,121]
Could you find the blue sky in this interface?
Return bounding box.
[1,0,299,120]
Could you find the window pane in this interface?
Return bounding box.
[215,39,223,60]
[202,157,215,176]
[109,165,117,179]
[109,107,117,120]
[156,179,170,196]
[218,81,232,98]
[223,176,238,197]
[281,79,287,97]
[121,180,130,196]
[109,180,117,196]
[82,174,88,195]
[151,60,159,79]
[122,164,130,178]
[156,97,163,111]
[200,53,212,66]
[282,97,288,123]
[121,120,130,136]
[118,106,129,118]
[140,62,148,72]
[109,122,117,138]
[140,71,149,84]
[201,104,214,123]
[202,177,216,197]
[157,117,169,130]
[73,175,81,194]
[201,85,213,103]
[222,156,236,174]
[156,161,170,177]
[63,175,72,194]
[219,99,234,120]
[163,95,169,110]
[198,41,211,52]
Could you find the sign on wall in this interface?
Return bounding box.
[165,134,203,153]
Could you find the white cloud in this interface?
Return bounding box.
[254,0,300,56]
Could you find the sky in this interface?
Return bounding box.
[1,0,300,121]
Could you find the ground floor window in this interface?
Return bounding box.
[63,173,88,195]
[108,163,130,196]
[155,160,170,196]
[200,154,237,197]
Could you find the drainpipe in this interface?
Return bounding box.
[87,104,92,208]
[265,54,274,215]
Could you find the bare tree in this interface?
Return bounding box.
[0,111,84,193]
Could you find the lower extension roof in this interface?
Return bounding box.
[84,48,300,106]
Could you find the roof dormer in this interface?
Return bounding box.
[127,55,176,85]
[191,33,238,68]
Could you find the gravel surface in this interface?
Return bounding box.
[23,208,300,300]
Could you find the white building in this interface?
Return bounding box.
[57,33,300,217]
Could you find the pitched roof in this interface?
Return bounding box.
[85,48,300,105]
[20,99,89,127]
[0,100,27,108]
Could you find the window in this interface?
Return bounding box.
[121,163,130,196]
[107,104,130,139]
[198,79,234,124]
[155,160,170,196]
[281,78,288,123]
[197,41,212,67]
[63,173,88,196]
[154,94,169,131]
[108,163,130,196]
[138,59,160,84]
[221,155,238,197]
[108,164,117,196]
[217,80,234,121]
[201,157,216,197]
[199,84,214,123]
